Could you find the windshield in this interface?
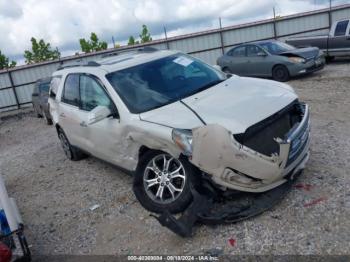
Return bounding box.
[39,82,50,93]
[258,42,295,55]
[106,53,226,113]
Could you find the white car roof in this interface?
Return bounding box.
[53,49,178,76]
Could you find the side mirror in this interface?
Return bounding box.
[87,106,112,125]
[257,52,267,57]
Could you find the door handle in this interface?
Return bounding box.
[60,113,65,118]
[80,121,87,127]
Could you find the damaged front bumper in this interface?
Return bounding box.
[190,103,310,193]
[155,170,302,237]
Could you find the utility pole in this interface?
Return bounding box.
[219,17,224,54]
[112,36,115,48]
[273,7,277,39]
[328,0,332,28]
[164,26,169,49]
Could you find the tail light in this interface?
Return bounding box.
[0,242,12,262]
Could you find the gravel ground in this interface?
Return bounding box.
[0,62,349,257]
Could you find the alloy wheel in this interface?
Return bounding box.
[143,154,186,204]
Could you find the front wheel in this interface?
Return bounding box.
[272,65,290,82]
[133,151,198,214]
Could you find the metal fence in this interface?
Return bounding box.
[1,4,350,112]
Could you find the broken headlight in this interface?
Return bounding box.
[288,56,305,63]
[172,129,193,156]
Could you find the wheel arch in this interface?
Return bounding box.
[272,63,290,74]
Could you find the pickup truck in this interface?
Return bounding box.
[286,19,350,60]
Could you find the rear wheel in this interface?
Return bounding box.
[33,103,42,118]
[272,65,290,82]
[42,108,53,125]
[325,56,334,63]
[57,128,86,161]
[133,150,197,214]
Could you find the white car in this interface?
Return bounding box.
[49,48,310,214]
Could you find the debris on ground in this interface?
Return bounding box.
[303,197,327,208]
[228,238,236,247]
[89,204,100,211]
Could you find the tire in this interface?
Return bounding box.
[33,103,42,118]
[272,65,290,82]
[42,108,53,125]
[57,128,87,161]
[133,150,198,214]
[325,56,334,63]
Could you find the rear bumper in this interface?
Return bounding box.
[190,104,310,193]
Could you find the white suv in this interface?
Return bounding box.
[49,48,310,213]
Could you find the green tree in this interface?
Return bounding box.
[79,32,108,53]
[127,36,136,45]
[24,37,60,64]
[0,50,16,70]
[139,25,152,43]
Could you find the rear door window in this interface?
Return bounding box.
[231,46,246,57]
[246,45,264,56]
[62,74,80,106]
[334,20,349,36]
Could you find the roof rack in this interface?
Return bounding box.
[101,46,158,59]
[57,61,100,71]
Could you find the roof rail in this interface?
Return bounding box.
[101,46,158,58]
[57,61,100,71]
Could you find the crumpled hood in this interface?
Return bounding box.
[280,47,320,59]
[140,76,298,134]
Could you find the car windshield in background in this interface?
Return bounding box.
[39,82,50,93]
[258,42,296,55]
[106,54,225,113]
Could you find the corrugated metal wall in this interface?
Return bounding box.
[1,4,349,112]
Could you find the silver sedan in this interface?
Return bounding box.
[217,40,325,82]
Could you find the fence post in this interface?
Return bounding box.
[219,18,225,54]
[164,26,170,50]
[7,70,20,109]
[328,0,332,28]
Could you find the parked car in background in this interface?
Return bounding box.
[286,19,350,61]
[32,77,53,125]
[217,40,325,82]
[49,48,310,215]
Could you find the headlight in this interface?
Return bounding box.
[288,57,305,63]
[172,129,193,156]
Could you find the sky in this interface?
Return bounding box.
[0,0,349,64]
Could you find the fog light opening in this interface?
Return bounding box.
[222,168,261,185]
